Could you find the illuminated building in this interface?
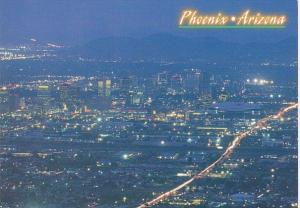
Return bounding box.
[98,79,111,97]
[128,91,143,106]
[0,87,8,103]
[59,84,81,111]
[119,76,137,91]
[0,87,9,112]
[157,71,168,87]
[170,74,183,93]
[184,69,201,93]
[199,71,212,97]
[37,85,51,112]
[19,97,26,110]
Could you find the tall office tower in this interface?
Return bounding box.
[143,76,156,91]
[128,91,143,106]
[105,79,111,96]
[0,87,9,113]
[59,84,80,111]
[19,97,26,110]
[59,84,68,100]
[170,74,183,92]
[199,71,212,97]
[94,79,112,110]
[120,76,137,91]
[37,85,50,99]
[157,71,168,88]
[98,80,104,96]
[184,69,201,93]
[98,79,111,97]
[0,87,8,104]
[37,85,51,113]
[210,82,218,100]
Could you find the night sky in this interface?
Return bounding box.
[0,0,297,45]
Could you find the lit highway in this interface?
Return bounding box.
[137,103,298,208]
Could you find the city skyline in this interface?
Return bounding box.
[0,1,298,208]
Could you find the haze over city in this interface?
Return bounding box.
[0,1,298,208]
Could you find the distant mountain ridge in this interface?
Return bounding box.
[68,34,297,62]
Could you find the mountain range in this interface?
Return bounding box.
[68,34,297,63]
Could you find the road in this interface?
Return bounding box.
[137,103,298,208]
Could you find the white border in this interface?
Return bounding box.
[297,0,300,207]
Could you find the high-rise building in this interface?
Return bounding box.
[170,74,183,92]
[37,85,50,98]
[183,69,212,97]
[0,87,9,113]
[105,80,111,96]
[199,71,211,97]
[184,69,201,93]
[93,79,112,110]
[0,87,8,104]
[59,84,81,112]
[157,71,168,87]
[119,76,137,91]
[98,79,111,97]
[128,91,143,106]
[19,97,26,110]
[37,85,51,112]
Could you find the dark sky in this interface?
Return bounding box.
[0,0,297,45]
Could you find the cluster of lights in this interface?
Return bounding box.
[270,94,282,98]
[246,79,274,85]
